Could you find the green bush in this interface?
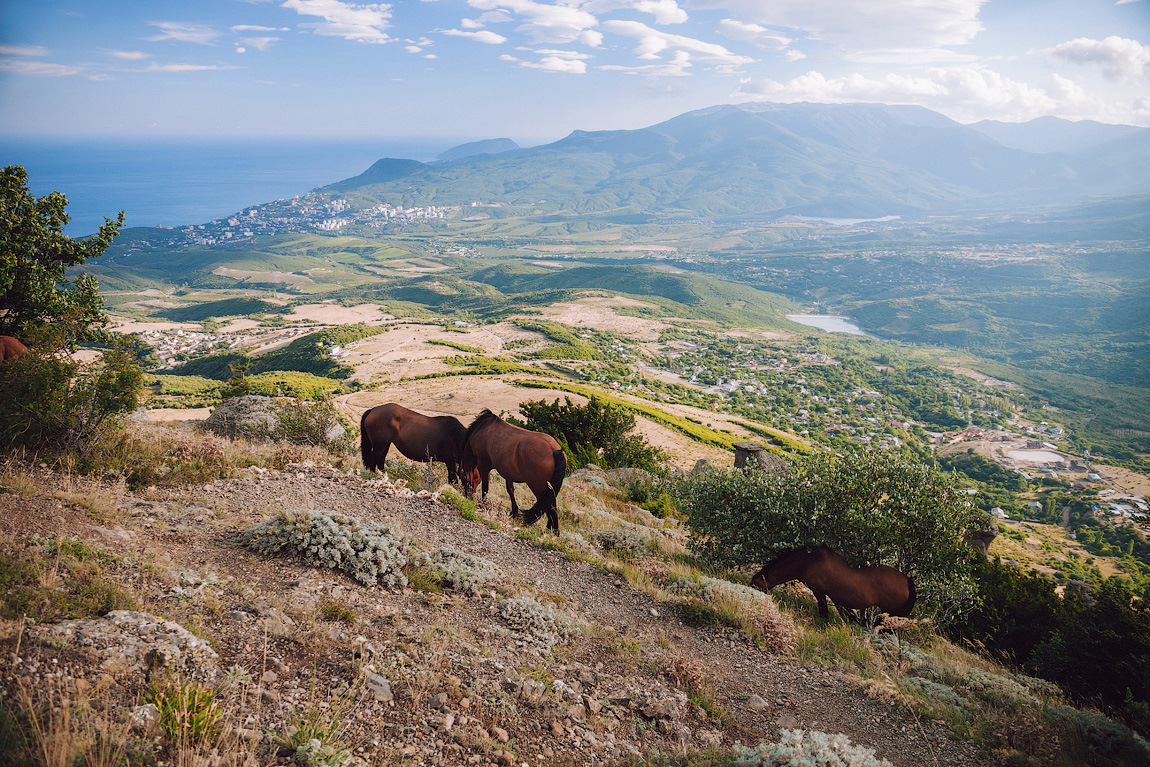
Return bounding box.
[945,555,1068,667]
[0,338,143,458]
[271,398,356,453]
[1030,577,1150,738]
[512,396,666,473]
[674,449,984,620]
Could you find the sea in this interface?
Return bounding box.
[0,135,469,237]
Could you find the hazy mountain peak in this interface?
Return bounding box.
[437,138,520,162]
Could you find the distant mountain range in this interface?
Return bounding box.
[321,103,1149,219]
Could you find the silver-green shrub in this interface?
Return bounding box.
[499,595,569,653]
[240,510,417,588]
[427,546,501,595]
[733,728,894,767]
[669,573,772,610]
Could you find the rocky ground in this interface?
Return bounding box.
[0,459,992,767]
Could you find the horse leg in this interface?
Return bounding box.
[481,470,491,499]
[505,478,520,519]
[814,591,830,619]
[545,500,559,533]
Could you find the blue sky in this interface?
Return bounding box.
[2,0,1148,142]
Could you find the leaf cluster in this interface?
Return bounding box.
[674,449,984,619]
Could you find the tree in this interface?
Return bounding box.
[675,448,985,619]
[512,396,666,472]
[0,165,123,349]
[0,166,139,457]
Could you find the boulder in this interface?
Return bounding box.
[201,395,278,440]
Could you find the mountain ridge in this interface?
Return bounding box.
[320,102,1148,218]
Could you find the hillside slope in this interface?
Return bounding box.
[0,454,990,767]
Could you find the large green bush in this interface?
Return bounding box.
[512,396,666,472]
[1,337,143,457]
[675,449,984,619]
[1030,577,1150,738]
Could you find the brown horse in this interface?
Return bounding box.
[751,545,915,620]
[360,403,468,483]
[461,409,567,533]
[0,336,29,361]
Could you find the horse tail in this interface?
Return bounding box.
[360,407,376,472]
[550,448,567,497]
[895,576,917,618]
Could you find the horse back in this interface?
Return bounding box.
[0,336,29,360]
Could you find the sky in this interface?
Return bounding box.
[1,0,1149,143]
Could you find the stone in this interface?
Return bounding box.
[747,694,768,713]
[365,673,393,703]
[492,725,509,743]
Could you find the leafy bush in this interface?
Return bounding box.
[513,396,666,472]
[1029,577,1150,737]
[0,338,143,458]
[270,398,356,453]
[945,555,1068,666]
[674,449,984,620]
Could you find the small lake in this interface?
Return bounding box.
[786,314,869,336]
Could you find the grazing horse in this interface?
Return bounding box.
[461,409,567,533]
[0,336,29,361]
[751,545,915,620]
[360,403,468,483]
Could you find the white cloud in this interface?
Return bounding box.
[443,29,509,44]
[281,0,393,44]
[715,19,790,50]
[405,44,424,52]
[0,44,49,57]
[683,0,986,51]
[580,30,604,46]
[581,0,689,25]
[238,37,280,51]
[846,47,981,65]
[521,54,588,72]
[467,0,598,44]
[599,49,693,76]
[0,59,83,76]
[145,22,222,45]
[730,65,1126,124]
[1048,36,1150,81]
[603,19,753,72]
[460,18,484,28]
[784,50,805,62]
[146,62,243,72]
[231,25,290,32]
[107,50,151,60]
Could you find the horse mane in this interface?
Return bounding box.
[464,408,502,444]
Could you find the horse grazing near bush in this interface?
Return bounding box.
[0,336,29,361]
[360,403,468,483]
[461,409,567,533]
[751,545,915,620]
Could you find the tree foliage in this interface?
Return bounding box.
[511,396,666,472]
[0,165,123,348]
[0,166,141,458]
[675,449,984,619]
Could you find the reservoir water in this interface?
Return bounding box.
[786,314,870,336]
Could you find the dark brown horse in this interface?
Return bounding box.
[0,336,29,361]
[751,545,915,620]
[360,403,468,483]
[461,409,567,533]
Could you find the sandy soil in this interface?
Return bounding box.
[536,296,670,342]
[109,316,200,333]
[215,318,262,333]
[146,407,213,421]
[288,303,394,325]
